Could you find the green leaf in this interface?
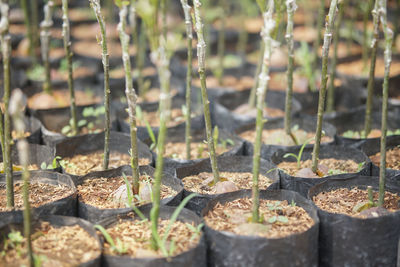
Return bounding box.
[78,119,87,127]
[277,216,288,223]
[268,216,277,223]
[61,125,71,135]
[40,162,47,170]
[160,193,198,256]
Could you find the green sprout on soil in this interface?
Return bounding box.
[94,225,128,254]
[283,135,316,170]
[295,42,317,92]
[27,65,45,82]
[353,186,377,213]
[136,106,157,150]
[61,106,105,136]
[1,230,24,257]
[40,156,62,170]
[116,175,199,257]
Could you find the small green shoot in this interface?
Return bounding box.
[94,225,127,254]
[40,156,62,170]
[353,186,377,213]
[186,223,204,242]
[295,41,317,92]
[136,106,156,150]
[283,136,315,169]
[290,199,296,207]
[122,173,147,221]
[267,215,288,224]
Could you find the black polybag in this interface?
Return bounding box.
[308,175,400,267]
[0,213,102,267]
[201,189,319,267]
[0,170,77,219]
[73,165,183,223]
[98,205,207,267]
[175,156,280,215]
[272,145,371,197]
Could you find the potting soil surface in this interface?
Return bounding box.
[204,198,314,238]
[193,75,254,91]
[0,222,100,266]
[137,88,178,103]
[370,146,400,170]
[233,104,285,118]
[277,158,360,177]
[62,151,151,176]
[313,187,400,218]
[239,128,333,146]
[28,90,101,110]
[337,57,400,77]
[77,175,177,209]
[128,108,186,128]
[182,172,273,195]
[102,218,201,257]
[0,182,73,211]
[164,141,231,160]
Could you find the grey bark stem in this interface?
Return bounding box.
[0,2,13,208]
[10,89,33,267]
[378,0,393,207]
[311,0,339,173]
[90,0,111,170]
[62,0,78,136]
[40,1,54,94]
[179,0,193,160]
[193,0,220,184]
[252,0,276,223]
[364,0,380,137]
[117,4,140,194]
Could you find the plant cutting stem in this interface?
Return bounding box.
[362,0,374,70]
[150,43,172,250]
[216,0,226,86]
[90,0,111,170]
[137,22,147,97]
[252,0,275,223]
[249,0,283,108]
[40,1,54,95]
[20,0,34,59]
[118,3,140,194]
[327,0,345,113]
[378,0,392,207]
[62,0,78,136]
[193,0,220,185]
[284,0,296,139]
[0,2,13,208]
[9,89,33,267]
[161,0,167,39]
[364,0,380,137]
[311,0,338,173]
[179,0,193,160]
[312,0,325,71]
